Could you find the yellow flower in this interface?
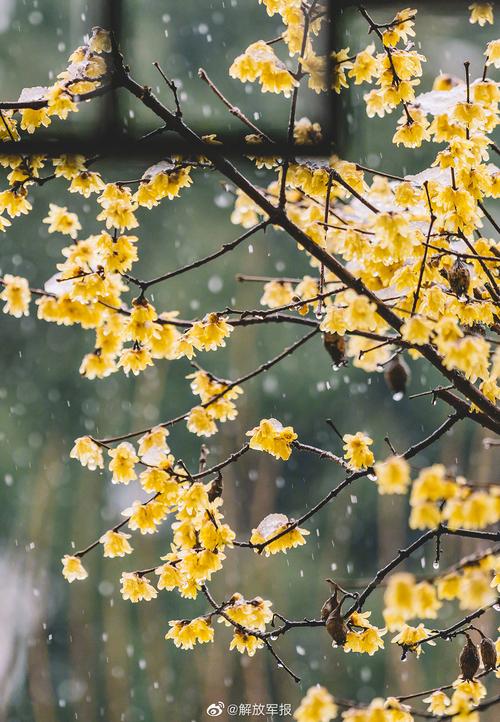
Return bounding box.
[0,215,11,232]
[166,617,214,649]
[344,292,378,332]
[180,548,224,582]
[343,432,374,470]
[53,154,86,179]
[294,118,322,144]
[468,3,494,26]
[139,468,176,495]
[348,44,378,85]
[401,316,433,345]
[293,685,338,722]
[247,418,298,460]
[43,203,81,238]
[98,232,138,273]
[423,691,450,715]
[459,569,496,609]
[485,38,500,68]
[97,184,139,231]
[260,280,295,308]
[180,482,209,515]
[20,107,51,134]
[452,678,486,704]
[409,502,442,530]
[0,110,20,141]
[344,626,386,655]
[199,519,236,552]
[1,275,31,318]
[79,351,116,379]
[222,594,273,632]
[437,573,461,600]
[230,41,297,97]
[61,554,88,583]
[155,563,183,591]
[125,498,168,535]
[391,623,435,657]
[69,171,105,197]
[453,101,486,129]
[89,27,112,53]
[108,442,138,484]
[70,435,104,470]
[120,572,158,602]
[99,530,133,558]
[46,85,78,119]
[320,307,348,336]
[0,188,32,217]
[381,9,416,47]
[374,456,411,494]
[229,630,264,657]
[413,582,441,619]
[117,346,153,376]
[393,116,431,148]
[135,166,193,207]
[384,572,416,622]
[187,312,233,351]
[126,302,158,344]
[250,513,309,556]
[187,406,218,437]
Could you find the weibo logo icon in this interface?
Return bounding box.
[206,701,225,717]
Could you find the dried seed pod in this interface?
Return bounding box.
[207,473,223,502]
[479,636,497,672]
[459,635,480,680]
[322,332,346,368]
[384,355,410,399]
[321,579,339,621]
[321,596,335,621]
[448,258,470,298]
[325,607,348,647]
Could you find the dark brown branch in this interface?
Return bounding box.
[141,221,268,288]
[198,68,273,143]
[114,59,500,424]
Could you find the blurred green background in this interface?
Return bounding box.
[0,2,498,721]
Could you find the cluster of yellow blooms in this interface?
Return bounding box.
[247,417,298,460]
[249,512,309,555]
[1,0,499,715]
[294,678,494,722]
[186,370,243,437]
[67,427,237,603]
[225,4,500,397]
[381,556,500,634]
[409,464,500,531]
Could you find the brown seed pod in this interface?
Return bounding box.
[321,596,335,621]
[448,258,470,298]
[321,580,339,621]
[207,473,223,502]
[325,607,348,647]
[322,332,346,368]
[459,635,480,681]
[384,355,411,399]
[479,636,497,672]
